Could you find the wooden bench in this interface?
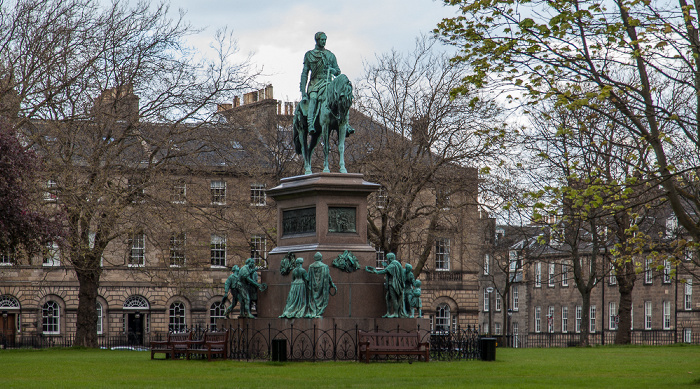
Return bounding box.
[358,331,430,363]
[186,330,229,361]
[150,331,192,360]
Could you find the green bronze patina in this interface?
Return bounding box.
[293,32,354,174]
[365,253,410,318]
[328,207,356,233]
[332,250,360,273]
[238,258,267,319]
[279,257,311,318]
[307,252,337,317]
[221,265,240,317]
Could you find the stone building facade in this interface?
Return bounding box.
[0,86,492,344]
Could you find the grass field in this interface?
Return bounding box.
[1,345,699,388]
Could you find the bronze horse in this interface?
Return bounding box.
[293,74,353,174]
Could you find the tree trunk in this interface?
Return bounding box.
[73,264,100,348]
[614,261,636,345]
[579,292,590,347]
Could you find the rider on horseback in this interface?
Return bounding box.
[300,32,340,134]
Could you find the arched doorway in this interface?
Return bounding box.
[0,295,20,347]
[123,296,149,346]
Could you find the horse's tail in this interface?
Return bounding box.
[292,104,303,155]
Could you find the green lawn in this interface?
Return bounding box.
[0,345,699,388]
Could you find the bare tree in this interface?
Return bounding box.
[351,35,512,274]
[0,0,257,347]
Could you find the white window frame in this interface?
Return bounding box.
[128,233,145,267]
[375,246,386,269]
[376,186,388,209]
[663,301,671,330]
[547,306,554,333]
[534,306,541,333]
[171,182,186,204]
[644,301,652,330]
[494,322,501,335]
[562,306,568,333]
[663,260,671,284]
[209,302,225,331]
[609,262,617,285]
[684,328,692,343]
[562,262,569,287]
[42,301,60,334]
[644,258,653,284]
[43,242,60,267]
[210,180,226,205]
[96,302,103,335]
[512,286,519,311]
[435,303,450,334]
[483,288,490,312]
[609,302,617,330]
[250,235,268,268]
[590,305,597,333]
[685,279,693,311]
[210,234,227,268]
[495,292,501,312]
[534,262,541,287]
[169,301,187,332]
[169,232,186,267]
[435,237,450,271]
[548,263,555,287]
[250,183,266,206]
[575,305,582,333]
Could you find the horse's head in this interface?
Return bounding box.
[329,74,353,111]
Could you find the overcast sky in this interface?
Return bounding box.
[164,0,457,102]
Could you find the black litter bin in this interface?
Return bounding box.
[271,339,287,362]
[479,337,496,361]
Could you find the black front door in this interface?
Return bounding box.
[127,313,143,346]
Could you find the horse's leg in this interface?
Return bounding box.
[338,119,347,174]
[301,135,312,175]
[321,113,331,173]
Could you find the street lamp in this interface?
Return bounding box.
[486,287,494,336]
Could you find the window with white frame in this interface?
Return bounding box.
[128,232,145,267]
[685,279,692,311]
[509,250,518,272]
[169,301,187,332]
[210,302,225,331]
[250,235,267,268]
[535,262,541,287]
[684,328,692,343]
[43,242,60,266]
[548,263,555,287]
[483,289,490,312]
[169,232,186,267]
[435,303,450,333]
[494,322,501,335]
[376,186,388,209]
[375,246,386,269]
[575,305,582,333]
[495,292,501,312]
[644,301,652,330]
[210,180,226,205]
[663,301,671,330]
[663,260,671,284]
[534,306,541,333]
[435,238,450,271]
[42,301,60,334]
[562,262,569,286]
[96,302,103,335]
[644,258,652,284]
[590,305,596,333]
[512,286,519,311]
[484,254,490,275]
[562,307,568,333]
[44,179,58,202]
[547,306,554,333]
[513,322,519,348]
[609,302,617,330]
[171,181,186,204]
[609,262,617,285]
[250,183,266,206]
[452,315,458,333]
[210,234,226,267]
[666,216,678,237]
[1,249,15,266]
